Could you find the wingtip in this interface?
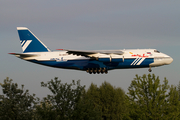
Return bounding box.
[17,27,28,30]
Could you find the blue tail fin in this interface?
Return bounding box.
[17,27,51,53]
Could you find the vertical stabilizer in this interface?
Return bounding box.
[17,27,51,53]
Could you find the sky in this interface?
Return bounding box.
[0,0,180,98]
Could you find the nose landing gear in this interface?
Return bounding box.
[148,67,152,72]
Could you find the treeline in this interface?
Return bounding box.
[0,74,180,120]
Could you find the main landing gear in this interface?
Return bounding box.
[86,68,108,74]
[148,67,152,72]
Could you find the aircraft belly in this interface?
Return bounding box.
[116,58,154,69]
[29,58,154,70]
[29,59,90,70]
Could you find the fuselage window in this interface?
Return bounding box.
[154,50,160,53]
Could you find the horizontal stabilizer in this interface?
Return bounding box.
[9,53,38,57]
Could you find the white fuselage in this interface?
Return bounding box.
[17,49,173,69]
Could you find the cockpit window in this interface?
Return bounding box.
[154,50,160,53]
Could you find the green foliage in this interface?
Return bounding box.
[0,74,179,120]
[127,74,180,120]
[73,89,102,120]
[178,81,180,101]
[35,99,57,120]
[0,77,37,120]
[86,81,130,120]
[164,85,180,119]
[36,77,99,120]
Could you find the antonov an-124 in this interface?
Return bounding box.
[9,27,173,74]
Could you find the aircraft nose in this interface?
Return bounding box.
[165,57,173,65]
[170,57,173,63]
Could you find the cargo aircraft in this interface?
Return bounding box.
[9,27,173,74]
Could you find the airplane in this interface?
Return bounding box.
[9,27,173,74]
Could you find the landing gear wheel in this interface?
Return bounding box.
[86,69,89,73]
[148,68,152,72]
[86,68,108,74]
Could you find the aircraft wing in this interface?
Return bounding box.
[57,49,124,57]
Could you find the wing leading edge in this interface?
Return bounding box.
[56,49,124,57]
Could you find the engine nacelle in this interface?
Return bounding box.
[98,55,111,62]
[97,55,124,62]
[111,55,124,62]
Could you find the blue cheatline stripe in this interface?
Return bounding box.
[136,58,145,65]
[134,58,142,65]
[28,58,154,70]
[131,58,144,65]
[131,58,138,65]
[131,58,140,65]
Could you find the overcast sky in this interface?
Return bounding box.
[0,0,180,98]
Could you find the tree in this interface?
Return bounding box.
[0,77,37,120]
[72,89,102,120]
[35,99,57,120]
[37,77,85,120]
[163,85,180,119]
[127,74,180,120]
[86,81,130,120]
[178,81,180,101]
